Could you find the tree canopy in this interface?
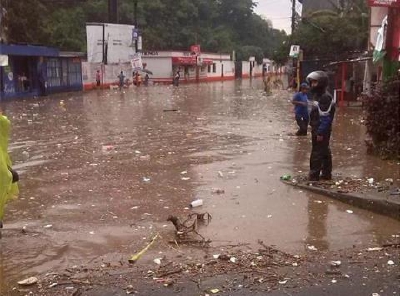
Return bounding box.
[2,0,287,61]
[291,0,369,60]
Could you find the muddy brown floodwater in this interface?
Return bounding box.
[0,79,399,293]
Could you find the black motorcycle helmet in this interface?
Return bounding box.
[306,71,329,93]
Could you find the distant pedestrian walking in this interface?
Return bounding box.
[263,75,272,95]
[118,71,125,90]
[96,70,101,88]
[291,82,310,136]
[173,70,180,86]
[38,57,47,96]
[136,73,142,87]
[144,73,149,86]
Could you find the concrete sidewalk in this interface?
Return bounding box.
[282,178,400,221]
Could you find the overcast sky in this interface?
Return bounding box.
[253,0,302,34]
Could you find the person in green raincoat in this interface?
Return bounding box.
[0,107,19,231]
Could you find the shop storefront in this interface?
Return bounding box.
[0,44,83,100]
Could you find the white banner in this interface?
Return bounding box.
[131,53,142,70]
[289,45,300,58]
[86,23,137,64]
[0,55,8,66]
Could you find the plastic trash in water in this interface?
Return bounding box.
[280,174,292,181]
[190,199,203,208]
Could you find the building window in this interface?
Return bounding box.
[47,58,61,87]
[208,65,211,73]
[212,63,216,73]
[68,59,82,86]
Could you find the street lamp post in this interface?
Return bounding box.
[133,0,138,27]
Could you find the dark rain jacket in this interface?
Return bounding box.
[309,91,336,136]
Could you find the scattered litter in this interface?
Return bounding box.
[292,262,298,267]
[129,234,159,264]
[135,150,141,154]
[367,247,383,252]
[390,188,400,195]
[139,155,150,161]
[18,277,38,286]
[180,171,188,175]
[218,171,224,178]
[229,257,237,263]
[212,188,225,194]
[307,245,318,251]
[181,177,190,181]
[49,283,58,288]
[213,254,220,259]
[102,145,114,152]
[372,293,381,296]
[346,210,353,214]
[190,199,203,208]
[387,260,395,265]
[44,224,53,229]
[267,215,272,218]
[143,177,151,182]
[89,231,94,235]
[280,174,291,181]
[330,261,341,267]
[210,289,220,294]
[331,279,337,284]
[279,280,288,284]
[367,178,374,184]
[153,258,162,265]
[314,200,323,204]
[131,206,139,210]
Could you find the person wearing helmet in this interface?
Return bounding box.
[291,82,310,136]
[306,71,336,181]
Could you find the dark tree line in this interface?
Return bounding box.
[2,0,287,63]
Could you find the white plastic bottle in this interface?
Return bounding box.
[190,199,203,208]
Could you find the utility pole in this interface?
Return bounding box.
[133,0,138,27]
[108,0,118,24]
[291,0,296,35]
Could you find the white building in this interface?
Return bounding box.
[142,51,236,84]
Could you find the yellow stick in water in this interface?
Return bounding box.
[128,233,159,264]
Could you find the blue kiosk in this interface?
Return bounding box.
[0,44,83,100]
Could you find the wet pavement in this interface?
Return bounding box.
[0,79,399,294]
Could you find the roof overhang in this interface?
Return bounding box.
[0,44,59,57]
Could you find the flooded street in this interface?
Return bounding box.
[1,79,399,293]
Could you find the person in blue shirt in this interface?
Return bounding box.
[291,82,310,136]
[118,71,125,90]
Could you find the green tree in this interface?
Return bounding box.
[293,0,368,60]
[44,8,86,51]
[4,0,48,44]
[3,0,288,63]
